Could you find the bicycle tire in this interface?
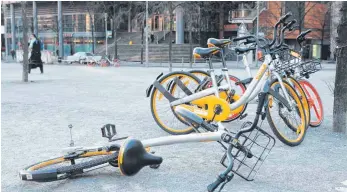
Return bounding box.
[188,70,248,122]
[150,71,200,135]
[287,77,310,129]
[20,151,118,182]
[266,79,307,146]
[298,79,324,127]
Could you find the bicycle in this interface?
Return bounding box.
[20,89,276,192]
[271,29,323,127]
[148,13,307,146]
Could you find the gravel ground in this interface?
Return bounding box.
[1,63,347,192]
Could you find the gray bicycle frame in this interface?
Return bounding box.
[63,123,227,153]
[170,54,293,110]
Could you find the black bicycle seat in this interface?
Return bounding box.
[193,47,220,59]
[118,139,162,176]
[207,38,231,48]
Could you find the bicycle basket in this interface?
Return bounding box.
[221,122,275,181]
[272,49,301,74]
[299,59,322,77]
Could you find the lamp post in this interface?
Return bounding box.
[256,1,260,67]
[105,13,108,56]
[145,1,149,67]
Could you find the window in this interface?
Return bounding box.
[38,15,57,33]
[77,14,86,32]
[6,19,11,33]
[63,15,74,32]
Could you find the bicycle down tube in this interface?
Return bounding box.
[169,54,272,110]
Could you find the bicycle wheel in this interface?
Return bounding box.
[298,79,324,127]
[266,80,307,146]
[287,77,310,129]
[189,70,247,122]
[20,150,119,182]
[150,71,201,135]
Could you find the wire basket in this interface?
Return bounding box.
[220,122,276,181]
[298,59,322,77]
[272,49,302,74]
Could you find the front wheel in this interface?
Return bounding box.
[20,150,119,182]
[266,80,307,146]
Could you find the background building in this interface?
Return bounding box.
[1,1,331,61]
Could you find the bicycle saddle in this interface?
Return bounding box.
[118,139,162,176]
[207,38,231,48]
[234,47,256,54]
[193,47,220,59]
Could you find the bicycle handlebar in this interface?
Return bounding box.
[276,19,297,49]
[233,35,256,42]
[207,175,226,192]
[269,12,292,47]
[279,12,293,23]
[298,29,312,39]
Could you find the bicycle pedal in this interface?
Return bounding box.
[101,124,117,141]
[239,113,248,120]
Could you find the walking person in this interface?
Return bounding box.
[10,49,16,60]
[150,32,155,43]
[28,34,44,74]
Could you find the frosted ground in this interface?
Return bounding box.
[1,63,346,192]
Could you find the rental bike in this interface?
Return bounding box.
[148,13,307,146]
[21,84,276,192]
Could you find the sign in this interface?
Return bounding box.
[107,31,112,38]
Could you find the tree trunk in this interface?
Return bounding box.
[333,1,347,134]
[198,4,202,46]
[113,7,117,59]
[189,14,193,68]
[21,2,28,82]
[219,2,224,39]
[168,2,173,72]
[128,2,132,33]
[141,23,144,64]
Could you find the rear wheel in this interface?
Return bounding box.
[298,79,324,127]
[189,70,247,122]
[20,150,119,182]
[266,80,307,146]
[150,71,200,135]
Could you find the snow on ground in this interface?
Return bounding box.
[1,63,346,192]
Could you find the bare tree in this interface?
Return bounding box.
[333,1,347,133]
[305,2,331,59]
[330,1,343,60]
[21,2,29,82]
[85,2,106,54]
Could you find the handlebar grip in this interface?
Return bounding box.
[286,19,297,29]
[244,39,256,45]
[279,12,292,23]
[207,175,225,192]
[300,29,312,37]
[233,35,255,42]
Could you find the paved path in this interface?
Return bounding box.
[1,64,346,192]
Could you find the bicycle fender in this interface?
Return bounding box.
[146,73,164,97]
